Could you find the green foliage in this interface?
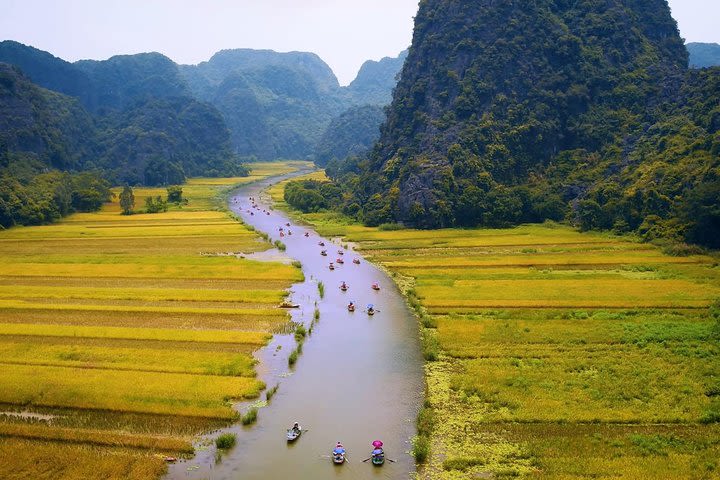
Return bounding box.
[215,433,236,449]
[240,407,258,426]
[317,281,325,299]
[0,170,111,227]
[166,185,183,203]
[411,434,430,463]
[144,195,167,214]
[119,185,134,215]
[284,179,342,213]
[265,384,279,402]
[273,240,286,251]
[294,324,307,342]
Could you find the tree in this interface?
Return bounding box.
[166,185,183,203]
[119,185,135,215]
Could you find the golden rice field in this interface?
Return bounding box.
[0,161,308,479]
[269,173,720,479]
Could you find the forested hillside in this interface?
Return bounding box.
[314,105,385,167]
[0,55,243,227]
[324,0,719,248]
[0,64,111,227]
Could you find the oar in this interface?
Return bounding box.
[362,457,372,462]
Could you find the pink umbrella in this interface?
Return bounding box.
[372,440,383,448]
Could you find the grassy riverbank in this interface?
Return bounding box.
[269,173,720,479]
[0,161,308,479]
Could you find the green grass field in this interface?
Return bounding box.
[269,172,720,479]
[0,161,308,478]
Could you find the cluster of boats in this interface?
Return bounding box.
[287,424,388,466]
[246,197,272,216]
[244,199,391,468]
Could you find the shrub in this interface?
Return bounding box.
[294,324,307,342]
[411,435,430,463]
[266,384,279,402]
[241,407,258,425]
[318,281,325,299]
[215,433,236,449]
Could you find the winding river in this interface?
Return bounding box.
[166,170,424,479]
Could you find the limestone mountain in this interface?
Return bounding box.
[180,49,347,160]
[687,42,720,68]
[0,41,94,105]
[331,0,718,247]
[314,104,386,166]
[181,48,408,161]
[75,52,190,112]
[0,42,191,113]
[345,50,408,106]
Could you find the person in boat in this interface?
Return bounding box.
[367,304,375,314]
[291,422,301,434]
[372,447,384,460]
[333,442,345,455]
[340,281,348,289]
[348,301,355,310]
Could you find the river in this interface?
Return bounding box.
[166,170,424,479]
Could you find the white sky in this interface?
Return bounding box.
[0,0,717,86]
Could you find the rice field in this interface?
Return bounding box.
[269,172,720,479]
[0,161,308,478]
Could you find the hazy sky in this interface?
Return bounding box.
[1,0,718,86]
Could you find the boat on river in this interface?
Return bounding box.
[279,302,300,309]
[371,448,385,465]
[286,424,302,442]
[332,444,346,464]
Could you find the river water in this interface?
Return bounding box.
[166,171,424,480]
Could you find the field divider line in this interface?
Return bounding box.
[0,360,256,378]
[390,260,707,269]
[0,302,286,316]
[0,324,271,345]
[0,424,193,453]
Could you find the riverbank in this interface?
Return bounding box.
[267,172,720,479]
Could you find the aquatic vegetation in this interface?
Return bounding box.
[215,433,237,449]
[240,408,258,426]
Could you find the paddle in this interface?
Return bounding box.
[362,457,372,463]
